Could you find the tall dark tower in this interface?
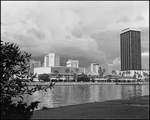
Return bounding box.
[120,28,142,71]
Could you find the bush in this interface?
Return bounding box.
[1,40,54,119]
[77,74,90,82]
[38,74,50,82]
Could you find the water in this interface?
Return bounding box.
[24,84,149,110]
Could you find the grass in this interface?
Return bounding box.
[31,95,149,119]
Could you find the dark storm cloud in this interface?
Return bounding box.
[13,34,36,48]
[1,1,149,68]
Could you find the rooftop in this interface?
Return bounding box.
[120,28,141,34]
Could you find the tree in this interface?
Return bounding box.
[73,73,77,82]
[128,71,131,77]
[75,68,79,82]
[65,68,70,82]
[1,40,54,119]
[98,67,102,77]
[126,71,128,76]
[38,74,50,82]
[122,71,125,77]
[88,74,91,81]
[111,70,116,76]
[77,73,90,82]
[102,69,106,77]
[119,72,122,76]
[70,70,74,81]
[54,70,59,81]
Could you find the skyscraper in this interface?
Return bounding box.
[120,28,142,71]
[44,53,60,67]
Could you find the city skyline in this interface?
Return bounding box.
[1,1,149,69]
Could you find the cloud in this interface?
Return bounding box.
[111,54,149,70]
[112,58,120,65]
[117,17,130,23]
[136,15,145,21]
[1,3,107,67]
[142,51,149,69]
[27,28,45,39]
[1,1,149,68]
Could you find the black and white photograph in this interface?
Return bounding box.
[1,1,149,119]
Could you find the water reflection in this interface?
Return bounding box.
[25,84,149,110]
[121,85,144,99]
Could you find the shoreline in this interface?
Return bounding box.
[31,95,149,119]
[28,81,149,86]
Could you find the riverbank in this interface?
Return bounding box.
[31,95,149,119]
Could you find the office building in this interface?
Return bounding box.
[120,28,142,71]
[91,63,99,73]
[44,53,60,67]
[67,59,79,68]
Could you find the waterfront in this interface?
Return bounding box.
[24,84,149,110]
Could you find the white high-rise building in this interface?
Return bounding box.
[44,53,60,67]
[67,59,79,68]
[91,63,99,73]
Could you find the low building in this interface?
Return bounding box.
[34,66,85,81]
[116,70,149,80]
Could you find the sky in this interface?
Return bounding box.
[1,1,149,70]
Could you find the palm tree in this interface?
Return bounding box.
[102,69,106,77]
[71,70,74,74]
[123,71,125,77]
[54,70,59,82]
[98,67,102,77]
[88,74,91,82]
[111,70,113,75]
[126,71,129,80]
[119,72,121,77]
[73,73,77,82]
[65,68,70,82]
[133,71,137,79]
[112,70,116,76]
[75,68,79,73]
[75,68,79,82]
[71,70,74,82]
[128,71,131,78]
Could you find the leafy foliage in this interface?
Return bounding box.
[77,73,90,82]
[1,40,54,119]
[38,74,50,82]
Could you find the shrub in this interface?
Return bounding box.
[77,74,90,82]
[38,74,50,82]
[1,40,54,119]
